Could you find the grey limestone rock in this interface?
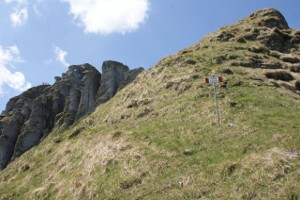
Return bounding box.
[97,61,144,104]
[0,61,143,170]
[13,100,46,158]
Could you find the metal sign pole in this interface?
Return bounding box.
[213,83,220,126]
[205,76,222,126]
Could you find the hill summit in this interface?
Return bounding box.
[0,8,300,199]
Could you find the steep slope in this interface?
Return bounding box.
[0,8,300,199]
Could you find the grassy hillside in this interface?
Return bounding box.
[1,8,300,199]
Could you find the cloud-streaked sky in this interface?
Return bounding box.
[0,0,300,112]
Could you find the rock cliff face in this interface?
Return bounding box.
[0,61,143,169]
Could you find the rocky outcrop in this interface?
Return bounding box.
[209,8,300,54]
[0,61,143,169]
[53,63,102,126]
[249,8,289,29]
[207,8,300,94]
[97,61,143,103]
[245,9,299,54]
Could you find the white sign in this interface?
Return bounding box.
[205,77,222,84]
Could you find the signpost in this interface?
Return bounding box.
[204,77,222,126]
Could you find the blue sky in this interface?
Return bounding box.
[0,0,300,112]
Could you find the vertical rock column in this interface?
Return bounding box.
[76,67,101,119]
[96,60,144,104]
[13,100,46,158]
[0,112,24,169]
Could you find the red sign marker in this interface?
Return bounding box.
[204,77,222,84]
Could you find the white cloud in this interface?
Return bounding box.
[54,46,70,67]
[10,7,28,26]
[5,0,43,27]
[62,0,149,34]
[5,0,28,27]
[4,0,28,3]
[0,45,31,94]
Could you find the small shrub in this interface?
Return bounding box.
[248,46,270,54]
[53,136,62,143]
[220,162,238,178]
[281,56,300,64]
[68,127,85,139]
[20,164,30,172]
[183,149,196,156]
[290,65,300,73]
[120,177,142,189]
[270,51,281,58]
[214,31,235,42]
[212,56,226,64]
[295,80,300,90]
[184,59,197,65]
[241,192,257,200]
[289,193,299,200]
[112,131,122,139]
[229,102,238,107]
[236,36,246,43]
[222,68,234,74]
[265,71,294,81]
